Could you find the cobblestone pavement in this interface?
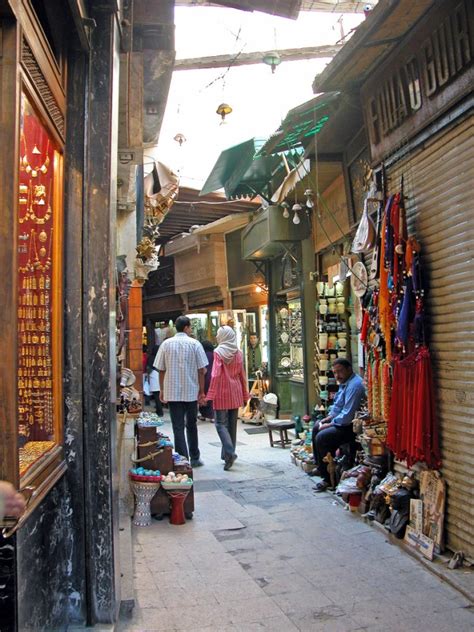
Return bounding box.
[118,417,474,632]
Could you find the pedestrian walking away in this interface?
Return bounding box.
[207,325,249,470]
[155,315,208,466]
[146,344,163,419]
[199,340,215,422]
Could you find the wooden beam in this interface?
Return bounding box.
[174,44,342,71]
[175,1,369,13]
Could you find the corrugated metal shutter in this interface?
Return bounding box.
[387,115,474,557]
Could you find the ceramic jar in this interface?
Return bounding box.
[337,299,345,314]
[316,281,325,296]
[319,375,328,386]
[319,300,328,315]
[328,334,337,349]
[337,350,347,358]
[319,333,328,350]
[325,284,335,298]
[337,334,347,349]
[319,357,329,371]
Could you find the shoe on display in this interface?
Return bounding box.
[223,455,237,471]
[191,459,204,468]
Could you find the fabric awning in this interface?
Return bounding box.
[259,92,341,156]
[200,138,303,200]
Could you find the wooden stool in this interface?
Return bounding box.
[267,420,295,448]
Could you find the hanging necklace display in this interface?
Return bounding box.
[18,230,35,273]
[20,136,50,178]
[18,183,30,223]
[32,228,53,272]
[29,184,52,225]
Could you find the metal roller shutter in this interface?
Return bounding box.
[387,115,474,558]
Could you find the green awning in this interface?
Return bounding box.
[200,138,303,200]
[258,92,341,156]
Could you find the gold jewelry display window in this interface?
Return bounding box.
[17,90,63,482]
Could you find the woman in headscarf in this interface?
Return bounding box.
[199,340,215,422]
[206,326,249,470]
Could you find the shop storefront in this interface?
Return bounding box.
[313,0,474,559]
[0,1,124,628]
[242,204,314,415]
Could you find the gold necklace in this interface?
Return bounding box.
[20,136,50,178]
[29,184,52,225]
[32,228,53,272]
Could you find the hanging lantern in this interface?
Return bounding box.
[281,201,290,219]
[292,203,302,225]
[216,103,232,123]
[173,133,186,146]
[262,51,281,74]
[304,189,314,209]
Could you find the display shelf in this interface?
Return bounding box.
[314,280,351,413]
[288,298,304,381]
[13,88,65,498]
[275,300,291,375]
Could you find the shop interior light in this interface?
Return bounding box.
[262,51,281,74]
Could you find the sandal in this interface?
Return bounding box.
[313,481,331,493]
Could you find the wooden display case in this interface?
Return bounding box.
[0,10,66,528]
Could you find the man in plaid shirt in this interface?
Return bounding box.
[155,316,209,466]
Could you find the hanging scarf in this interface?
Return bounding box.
[379,200,392,361]
[387,347,441,468]
[215,325,238,364]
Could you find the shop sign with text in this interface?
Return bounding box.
[362,0,473,162]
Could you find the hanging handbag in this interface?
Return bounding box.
[351,197,376,253]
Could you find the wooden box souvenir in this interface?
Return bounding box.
[136,440,174,473]
[135,426,194,518]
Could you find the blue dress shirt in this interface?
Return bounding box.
[329,373,365,427]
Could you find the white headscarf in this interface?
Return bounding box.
[215,325,238,364]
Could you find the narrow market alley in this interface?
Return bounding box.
[119,416,474,632]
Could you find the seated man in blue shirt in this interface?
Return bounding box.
[312,358,365,492]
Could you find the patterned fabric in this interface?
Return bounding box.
[207,351,249,410]
[154,333,208,402]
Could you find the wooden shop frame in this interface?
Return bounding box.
[0,3,67,527]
